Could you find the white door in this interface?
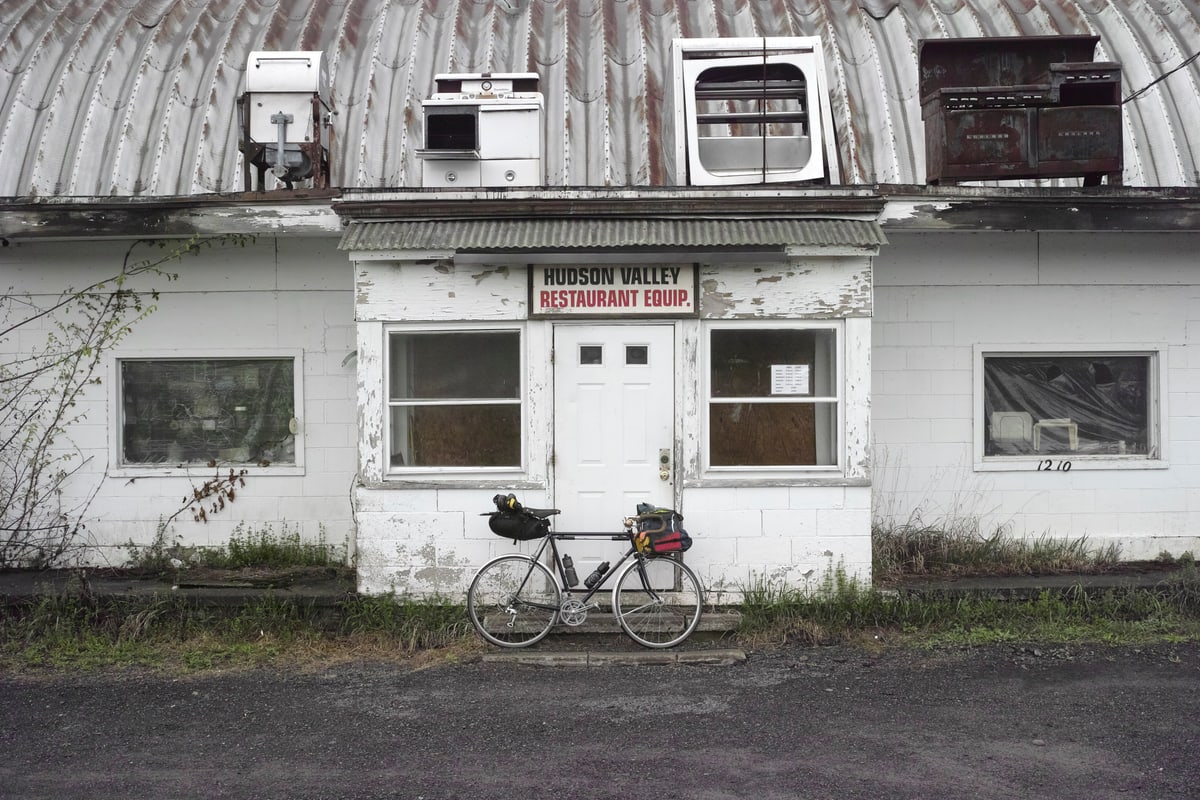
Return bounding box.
[553,325,675,562]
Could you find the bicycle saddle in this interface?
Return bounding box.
[522,506,560,519]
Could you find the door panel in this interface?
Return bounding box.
[553,325,675,575]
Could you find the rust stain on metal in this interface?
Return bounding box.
[1,1,1196,196]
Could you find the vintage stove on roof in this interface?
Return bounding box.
[919,35,1123,186]
[417,73,544,188]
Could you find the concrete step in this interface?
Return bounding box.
[481,648,748,667]
[554,610,741,635]
[482,610,740,635]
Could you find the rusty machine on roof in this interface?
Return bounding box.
[919,35,1123,186]
[237,51,333,191]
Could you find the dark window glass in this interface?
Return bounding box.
[426,112,477,150]
[388,331,521,468]
[709,329,837,467]
[121,359,295,465]
[984,355,1151,457]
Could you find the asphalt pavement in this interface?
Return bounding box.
[2,639,1197,799]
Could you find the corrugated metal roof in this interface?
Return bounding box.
[338,217,888,251]
[2,0,1198,197]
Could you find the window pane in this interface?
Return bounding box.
[425,111,477,150]
[709,403,837,466]
[579,345,603,365]
[984,355,1150,456]
[121,359,295,465]
[694,62,808,140]
[625,345,648,365]
[711,329,835,397]
[389,332,519,400]
[390,405,520,467]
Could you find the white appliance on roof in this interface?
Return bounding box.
[671,37,841,186]
[239,51,332,190]
[417,73,544,188]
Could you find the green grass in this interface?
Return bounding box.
[735,564,1200,649]
[6,532,1199,672]
[0,590,476,673]
[5,575,1198,672]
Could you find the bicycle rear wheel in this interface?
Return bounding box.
[467,555,561,648]
[612,556,703,648]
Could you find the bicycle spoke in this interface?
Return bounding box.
[612,556,703,648]
[467,555,561,648]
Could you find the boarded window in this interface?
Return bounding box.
[983,354,1153,457]
[709,327,838,467]
[388,330,521,468]
[120,358,296,466]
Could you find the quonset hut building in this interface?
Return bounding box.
[2,0,1199,596]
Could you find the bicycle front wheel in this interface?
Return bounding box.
[467,555,561,648]
[612,556,703,648]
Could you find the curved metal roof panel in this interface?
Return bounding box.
[2,0,1198,197]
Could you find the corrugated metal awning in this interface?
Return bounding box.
[338,218,887,252]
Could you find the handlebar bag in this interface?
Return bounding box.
[633,506,692,554]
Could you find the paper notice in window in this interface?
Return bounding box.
[771,364,810,395]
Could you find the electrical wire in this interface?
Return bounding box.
[1123,49,1200,104]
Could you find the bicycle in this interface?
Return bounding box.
[467,494,704,649]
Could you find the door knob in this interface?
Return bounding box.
[659,448,670,481]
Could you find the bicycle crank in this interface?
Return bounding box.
[558,598,592,626]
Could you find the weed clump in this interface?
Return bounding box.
[125,522,345,575]
[871,519,1122,583]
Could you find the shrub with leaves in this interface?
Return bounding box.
[0,235,252,567]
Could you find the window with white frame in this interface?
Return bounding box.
[707,324,840,468]
[387,329,521,469]
[983,352,1155,458]
[119,357,297,466]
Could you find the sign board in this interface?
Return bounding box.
[771,364,811,395]
[530,264,698,317]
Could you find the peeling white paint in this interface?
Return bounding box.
[699,258,872,318]
[877,199,956,223]
[355,260,526,322]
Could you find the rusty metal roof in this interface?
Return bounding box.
[338,217,888,251]
[2,0,1198,198]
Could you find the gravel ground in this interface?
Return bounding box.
[1,641,1197,800]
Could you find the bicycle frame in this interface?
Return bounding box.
[516,529,683,606]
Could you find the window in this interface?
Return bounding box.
[707,325,839,468]
[388,329,521,469]
[674,37,829,185]
[693,61,808,143]
[120,357,297,466]
[982,352,1156,459]
[425,109,477,150]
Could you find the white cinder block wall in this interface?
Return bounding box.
[353,255,874,598]
[1,236,357,565]
[873,230,1200,560]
